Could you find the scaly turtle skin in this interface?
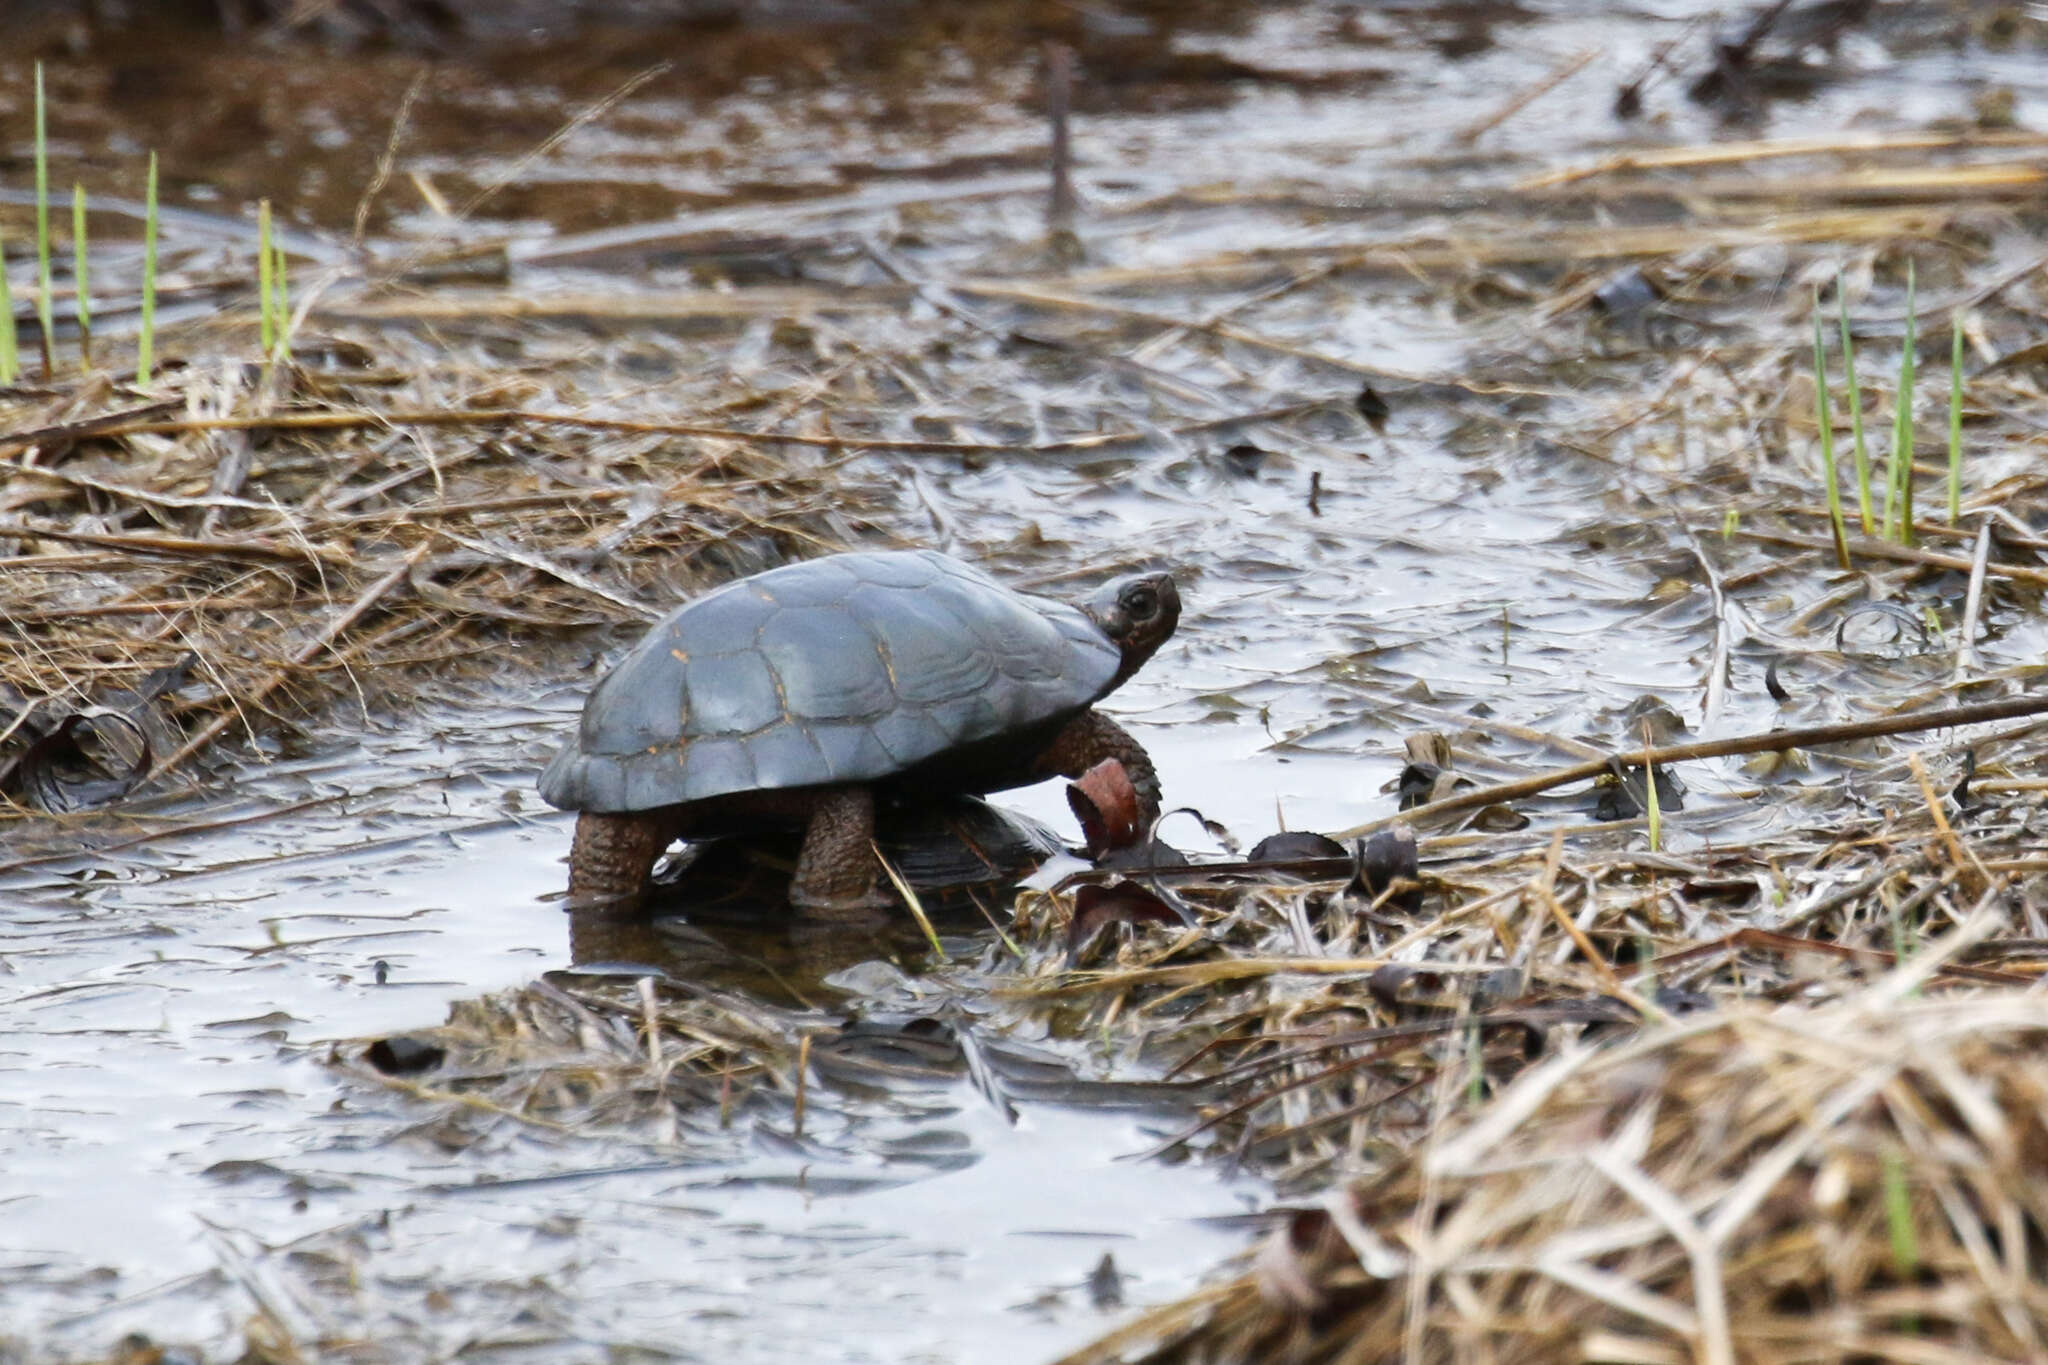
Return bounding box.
[539,549,1179,916]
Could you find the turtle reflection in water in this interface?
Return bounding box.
[539,549,1180,915]
[566,795,1066,977]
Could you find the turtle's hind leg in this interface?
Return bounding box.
[567,811,673,913]
[789,786,892,919]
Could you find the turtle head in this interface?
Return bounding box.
[1082,570,1180,685]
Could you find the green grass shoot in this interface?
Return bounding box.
[257,199,275,356]
[1884,260,1917,543]
[271,237,290,361]
[1812,297,1850,570]
[1642,723,1661,853]
[1882,1146,1919,1329]
[33,62,53,377]
[1720,507,1739,539]
[71,183,89,370]
[1838,281,1872,534]
[138,151,159,386]
[1947,320,1965,523]
[1466,1021,1484,1106]
[0,231,17,385]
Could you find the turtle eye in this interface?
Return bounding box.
[1125,587,1158,618]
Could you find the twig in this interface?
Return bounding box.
[1,523,349,567]
[1454,47,1598,144]
[1727,525,2048,587]
[1334,694,2048,840]
[73,406,1156,456]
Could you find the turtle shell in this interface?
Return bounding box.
[538,550,1122,814]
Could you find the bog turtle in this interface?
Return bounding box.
[538,548,1179,915]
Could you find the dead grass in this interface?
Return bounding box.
[1055,981,2048,1365]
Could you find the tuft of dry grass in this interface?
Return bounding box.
[1057,972,2048,1365]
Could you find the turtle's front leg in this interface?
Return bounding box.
[1035,711,1163,821]
[567,811,674,913]
[789,785,893,917]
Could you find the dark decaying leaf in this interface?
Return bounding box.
[1222,442,1269,478]
[1354,383,1389,433]
[1396,761,1446,810]
[1347,827,1422,913]
[1065,881,1189,965]
[1591,267,1661,330]
[1470,803,1530,831]
[1594,758,1688,820]
[1246,830,1348,863]
[366,1036,447,1075]
[0,653,193,813]
[1087,1252,1125,1309]
[1067,756,1142,857]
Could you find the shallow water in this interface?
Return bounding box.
[9,1,2048,1359]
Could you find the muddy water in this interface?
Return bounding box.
[11,3,2048,1360]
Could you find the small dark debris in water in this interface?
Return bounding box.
[1354,383,1389,433]
[1471,803,1530,832]
[1367,963,1448,1010]
[1254,1206,1338,1312]
[1088,1251,1126,1309]
[373,959,390,985]
[1396,761,1448,810]
[1307,470,1322,516]
[1590,268,1662,333]
[1470,968,1528,1013]
[1688,0,1875,111]
[1066,882,1187,965]
[366,1036,446,1075]
[1614,16,1702,118]
[1654,984,1717,1016]
[109,1334,202,1365]
[1247,831,1347,863]
[1618,695,1689,746]
[1347,827,1421,914]
[1764,657,1792,702]
[1222,443,1269,478]
[1396,732,1468,809]
[1595,760,1687,821]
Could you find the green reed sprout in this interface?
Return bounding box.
[1884,261,1917,543]
[1947,320,1965,523]
[257,199,274,356]
[0,232,17,385]
[33,62,53,376]
[1812,297,1850,570]
[1883,1147,1919,1331]
[138,152,159,386]
[71,183,89,369]
[1838,281,1872,534]
[271,237,290,361]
